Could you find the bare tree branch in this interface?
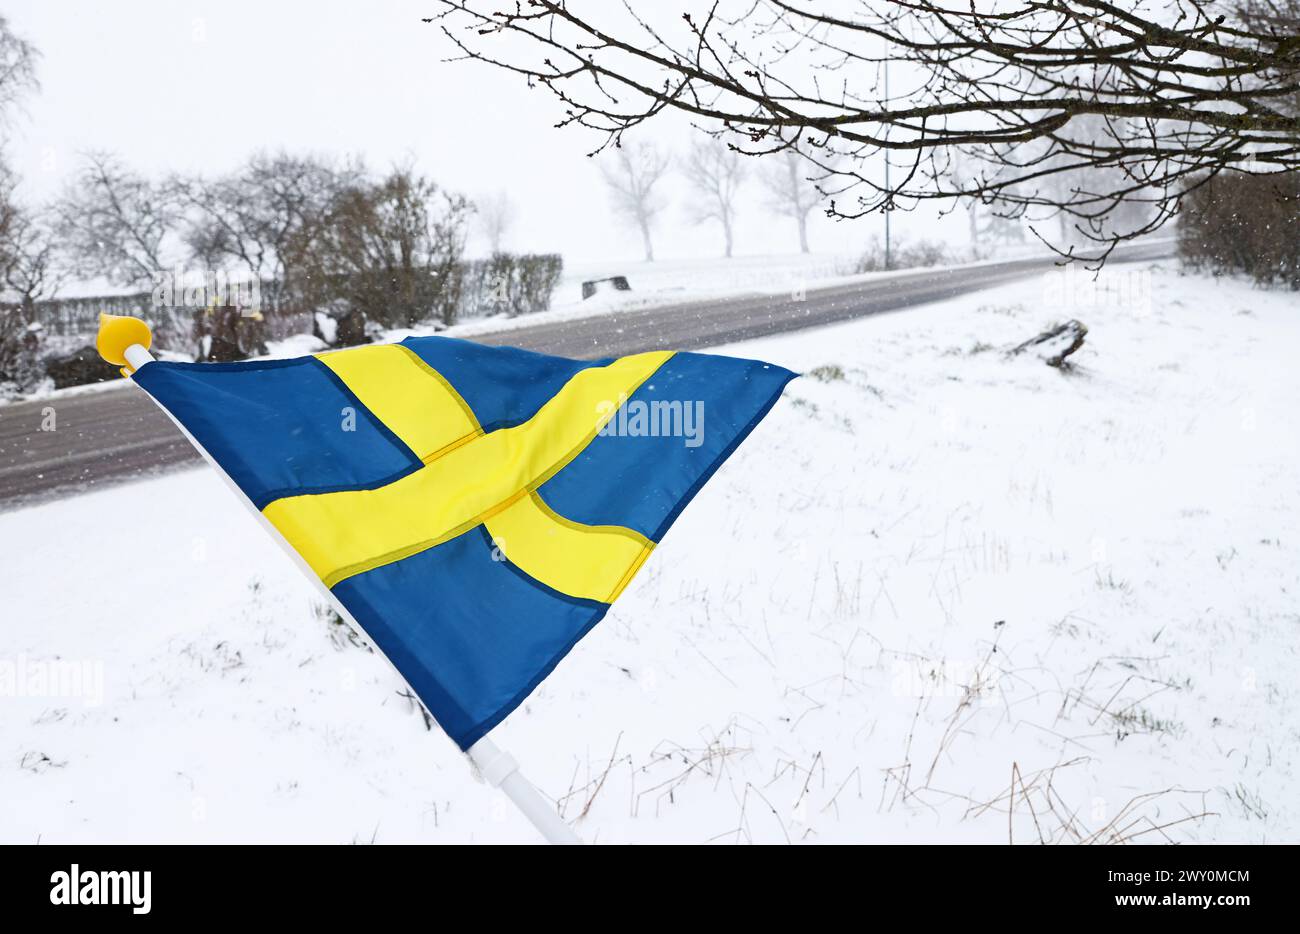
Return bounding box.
[432,0,1300,262]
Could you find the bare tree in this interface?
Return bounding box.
[0,15,37,296]
[0,14,37,125]
[0,160,16,265]
[0,204,67,316]
[477,189,516,255]
[1237,1,1300,112]
[56,152,178,288]
[176,152,359,314]
[760,150,822,254]
[433,1,1300,262]
[941,153,987,256]
[290,164,473,333]
[1030,112,1163,247]
[601,140,670,262]
[684,138,746,257]
[0,167,50,396]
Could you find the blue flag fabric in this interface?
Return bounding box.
[134,335,795,749]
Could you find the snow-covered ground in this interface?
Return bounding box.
[2,259,1296,844]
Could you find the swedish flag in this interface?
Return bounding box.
[133,336,795,749]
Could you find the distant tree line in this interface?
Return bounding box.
[601,135,1140,264]
[601,137,831,261]
[0,83,558,389]
[44,152,555,335]
[1,146,563,393]
[0,15,563,395]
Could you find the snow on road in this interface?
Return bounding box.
[1,259,1296,843]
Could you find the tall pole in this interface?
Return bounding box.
[101,315,582,845]
[884,55,892,271]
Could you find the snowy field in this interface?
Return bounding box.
[1,258,1297,844]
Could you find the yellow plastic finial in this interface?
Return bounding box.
[95,313,152,371]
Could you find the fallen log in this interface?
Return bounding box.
[1010,319,1088,368]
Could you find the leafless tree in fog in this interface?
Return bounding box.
[684,138,746,257]
[601,140,670,262]
[760,150,824,254]
[0,205,66,316]
[290,164,473,330]
[0,15,39,297]
[176,152,360,313]
[477,189,516,255]
[0,14,37,124]
[0,162,16,261]
[56,152,178,288]
[433,0,1300,262]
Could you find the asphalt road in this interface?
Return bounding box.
[0,242,1171,511]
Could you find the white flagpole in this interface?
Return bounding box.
[467,738,581,844]
[107,318,581,845]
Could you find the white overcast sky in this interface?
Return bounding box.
[2,0,954,264]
